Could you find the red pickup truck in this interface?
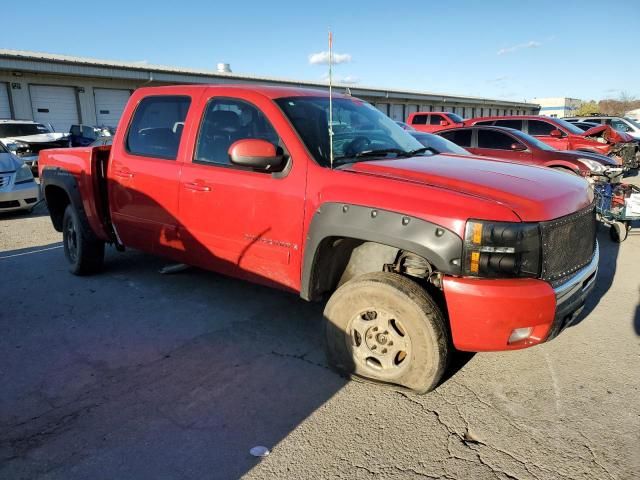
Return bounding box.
[39,85,598,393]
[406,111,465,133]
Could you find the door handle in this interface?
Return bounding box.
[184,181,212,192]
[113,168,134,179]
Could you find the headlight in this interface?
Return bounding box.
[14,163,34,184]
[6,140,29,153]
[578,158,606,173]
[463,220,541,278]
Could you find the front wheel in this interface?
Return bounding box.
[609,221,629,243]
[324,272,450,394]
[62,204,105,275]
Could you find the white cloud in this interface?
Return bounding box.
[309,51,352,65]
[497,41,541,56]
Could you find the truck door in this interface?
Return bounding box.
[177,95,306,291]
[108,95,191,260]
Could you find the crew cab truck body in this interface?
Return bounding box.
[39,85,599,393]
[407,112,465,133]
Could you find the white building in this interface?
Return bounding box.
[626,108,640,121]
[533,97,582,118]
[0,49,540,132]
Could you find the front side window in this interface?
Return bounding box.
[430,114,445,125]
[276,96,424,167]
[126,96,191,159]
[527,120,555,136]
[194,98,279,166]
[478,130,519,150]
[447,113,465,123]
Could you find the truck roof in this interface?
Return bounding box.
[135,84,344,100]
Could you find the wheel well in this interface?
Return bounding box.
[44,185,71,232]
[308,237,435,301]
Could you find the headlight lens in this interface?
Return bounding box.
[578,158,606,173]
[6,140,29,153]
[14,163,34,184]
[463,220,541,278]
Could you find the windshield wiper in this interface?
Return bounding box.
[333,147,430,165]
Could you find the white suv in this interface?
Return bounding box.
[0,120,69,173]
[565,116,640,140]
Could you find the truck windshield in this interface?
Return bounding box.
[0,123,50,137]
[447,113,465,123]
[553,118,586,135]
[276,96,425,167]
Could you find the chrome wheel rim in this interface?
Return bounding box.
[65,218,78,263]
[347,308,412,378]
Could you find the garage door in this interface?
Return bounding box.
[0,83,11,119]
[390,104,404,122]
[406,105,418,116]
[94,88,130,128]
[30,85,79,132]
[374,103,389,115]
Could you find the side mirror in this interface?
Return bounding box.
[510,143,526,151]
[440,120,449,126]
[228,139,284,171]
[549,129,563,138]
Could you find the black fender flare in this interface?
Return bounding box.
[40,166,93,236]
[300,203,463,300]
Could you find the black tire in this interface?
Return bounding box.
[62,204,105,275]
[324,272,450,394]
[609,221,628,243]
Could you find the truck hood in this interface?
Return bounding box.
[583,125,634,143]
[342,155,593,221]
[0,152,22,173]
[0,132,68,144]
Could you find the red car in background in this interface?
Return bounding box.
[465,115,639,169]
[437,125,620,178]
[407,111,465,133]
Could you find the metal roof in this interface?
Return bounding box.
[0,49,538,108]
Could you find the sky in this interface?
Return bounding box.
[4,0,639,102]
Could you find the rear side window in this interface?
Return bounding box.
[430,114,445,125]
[494,119,523,130]
[411,114,428,125]
[477,130,516,150]
[126,96,191,159]
[528,120,555,136]
[440,129,472,147]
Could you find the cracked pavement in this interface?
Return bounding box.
[1,177,639,480]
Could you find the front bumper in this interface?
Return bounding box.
[443,242,599,352]
[0,180,41,212]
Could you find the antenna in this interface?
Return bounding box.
[328,29,334,169]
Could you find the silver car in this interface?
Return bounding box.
[0,143,40,213]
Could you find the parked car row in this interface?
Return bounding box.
[407,112,640,171]
[0,120,115,213]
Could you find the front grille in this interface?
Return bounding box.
[612,142,639,168]
[540,203,596,286]
[0,174,10,188]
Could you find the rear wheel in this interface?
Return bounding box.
[62,204,105,275]
[324,272,450,394]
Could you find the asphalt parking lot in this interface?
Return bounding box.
[1,177,639,480]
